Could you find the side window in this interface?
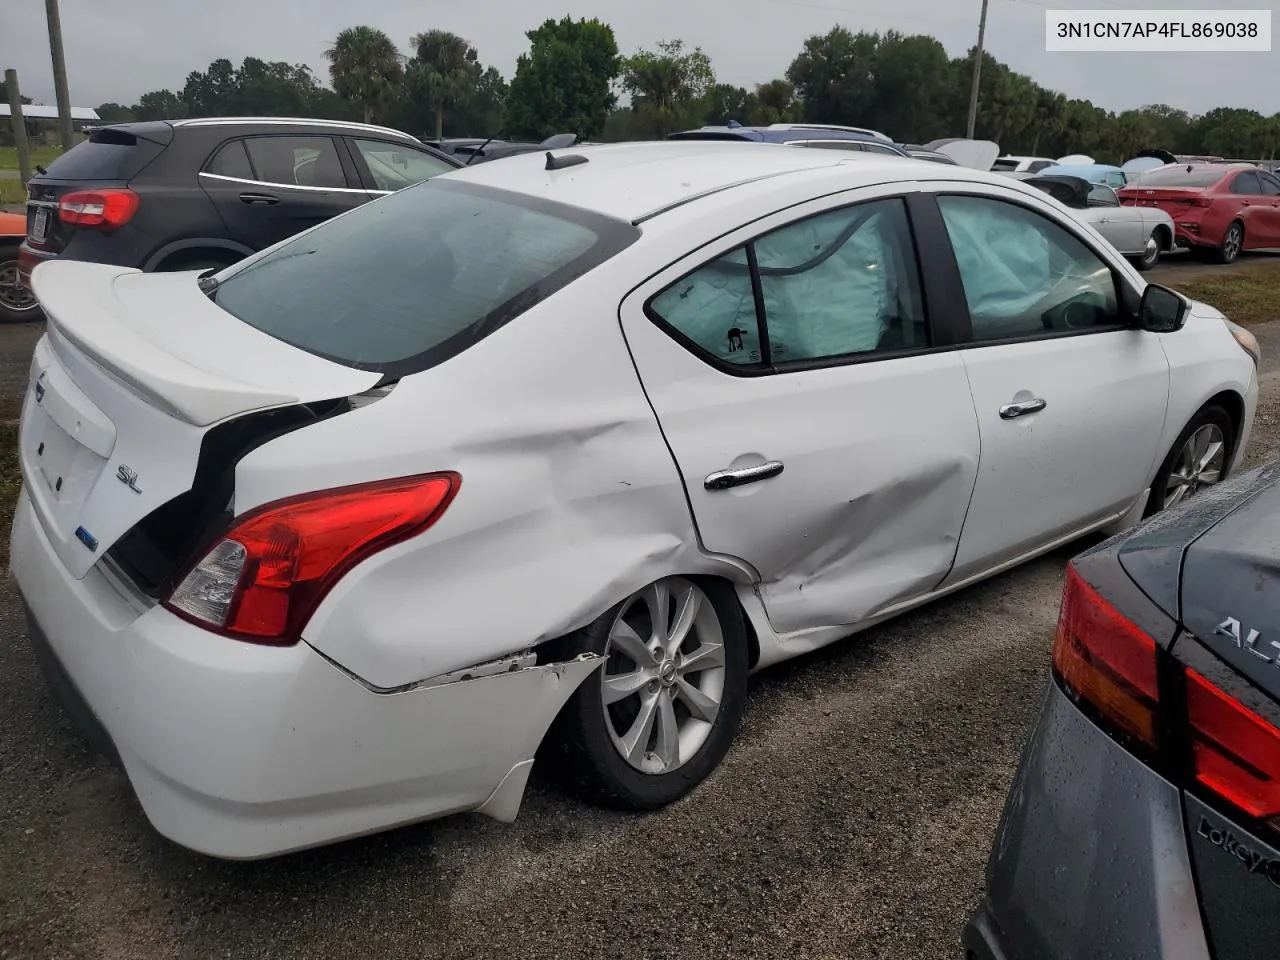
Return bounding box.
[1087,184,1120,207]
[937,194,1121,343]
[648,198,926,369]
[244,136,347,189]
[755,199,925,361]
[1258,173,1280,197]
[648,249,761,366]
[1104,172,1126,188]
[205,139,253,180]
[1230,171,1262,195]
[352,139,456,191]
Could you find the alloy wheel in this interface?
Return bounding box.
[0,261,37,315]
[600,577,727,775]
[1223,224,1243,262]
[1163,423,1226,509]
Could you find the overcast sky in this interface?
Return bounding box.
[2,0,1275,118]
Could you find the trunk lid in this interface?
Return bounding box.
[1178,477,1280,701]
[1119,186,1209,214]
[23,261,379,580]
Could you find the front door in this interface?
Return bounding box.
[929,190,1171,584]
[199,134,368,252]
[620,190,982,634]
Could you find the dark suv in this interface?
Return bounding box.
[18,117,461,284]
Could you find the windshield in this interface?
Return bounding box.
[1132,166,1228,188]
[210,179,639,378]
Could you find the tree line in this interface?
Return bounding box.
[90,20,1280,162]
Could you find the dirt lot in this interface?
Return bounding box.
[0,257,1278,960]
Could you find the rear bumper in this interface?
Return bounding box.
[966,681,1210,959]
[12,489,599,859]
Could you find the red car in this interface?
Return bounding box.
[0,210,41,323]
[1117,163,1280,264]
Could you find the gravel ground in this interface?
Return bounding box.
[0,272,1278,960]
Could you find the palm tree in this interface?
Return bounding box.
[409,30,480,139]
[324,26,404,124]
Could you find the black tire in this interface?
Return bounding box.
[540,576,750,810]
[1144,403,1235,517]
[0,243,43,324]
[1214,221,1244,265]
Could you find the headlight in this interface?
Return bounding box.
[1225,318,1261,366]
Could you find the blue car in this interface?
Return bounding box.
[668,122,910,157]
[1035,162,1130,189]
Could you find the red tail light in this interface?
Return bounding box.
[1187,669,1280,821]
[1185,197,1213,208]
[58,189,140,228]
[165,473,460,644]
[1052,563,1160,749]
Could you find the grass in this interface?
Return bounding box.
[1169,259,1280,328]
[0,144,64,173]
[0,144,63,206]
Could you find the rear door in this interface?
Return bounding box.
[620,186,982,634]
[1253,171,1280,245]
[930,187,1170,584]
[1227,170,1274,248]
[199,134,367,251]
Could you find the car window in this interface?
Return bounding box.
[352,139,456,191]
[1087,184,1120,207]
[244,136,347,190]
[205,140,253,180]
[1134,166,1226,188]
[755,199,926,362]
[1104,172,1126,188]
[1230,171,1262,195]
[860,142,903,156]
[1258,173,1280,196]
[649,249,761,366]
[937,195,1121,343]
[210,180,638,377]
[1026,161,1053,174]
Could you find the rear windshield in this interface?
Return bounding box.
[1132,166,1228,188]
[210,179,639,378]
[43,129,165,181]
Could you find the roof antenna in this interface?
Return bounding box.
[546,152,588,171]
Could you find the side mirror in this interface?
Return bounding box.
[1138,283,1189,333]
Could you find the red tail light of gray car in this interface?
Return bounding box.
[1055,562,1280,837]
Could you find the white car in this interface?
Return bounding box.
[1021,174,1177,270]
[14,142,1260,859]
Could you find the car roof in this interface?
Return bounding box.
[440,140,1028,223]
[1039,163,1123,178]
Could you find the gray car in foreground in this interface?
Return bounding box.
[966,458,1280,960]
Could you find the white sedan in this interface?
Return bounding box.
[14,142,1260,858]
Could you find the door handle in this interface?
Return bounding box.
[704,460,784,491]
[239,193,279,205]
[1000,398,1047,420]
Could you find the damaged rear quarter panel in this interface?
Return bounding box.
[230,258,726,691]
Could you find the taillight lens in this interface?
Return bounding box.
[1187,669,1280,822]
[58,189,140,228]
[165,473,459,644]
[1052,563,1160,749]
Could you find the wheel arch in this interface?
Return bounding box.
[144,238,253,272]
[1153,223,1174,251]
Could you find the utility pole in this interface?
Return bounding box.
[45,0,74,151]
[965,0,990,140]
[5,70,33,186]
